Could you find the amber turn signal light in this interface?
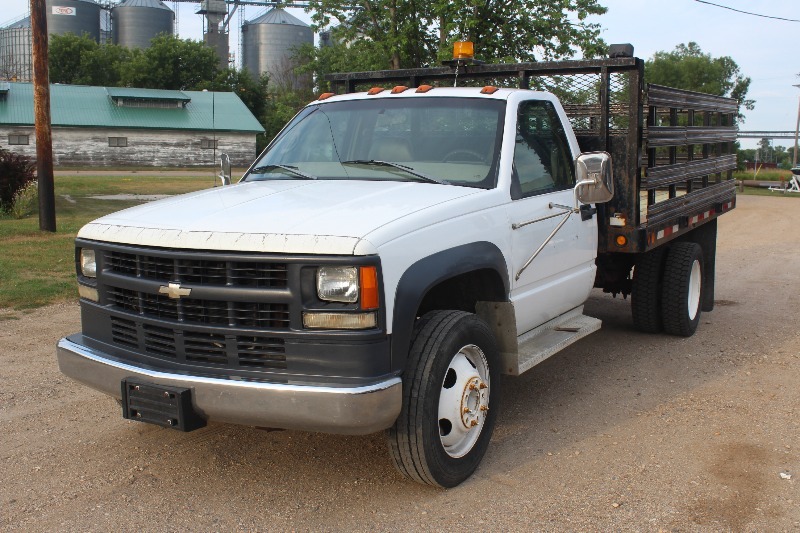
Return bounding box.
[359,266,379,310]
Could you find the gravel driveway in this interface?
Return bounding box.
[1,195,798,531]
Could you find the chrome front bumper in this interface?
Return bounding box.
[56,336,402,435]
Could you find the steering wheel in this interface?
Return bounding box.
[442,148,485,163]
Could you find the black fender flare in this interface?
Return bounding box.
[390,241,509,372]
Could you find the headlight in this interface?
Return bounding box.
[80,249,97,278]
[317,266,358,303]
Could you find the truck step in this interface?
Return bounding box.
[504,307,601,376]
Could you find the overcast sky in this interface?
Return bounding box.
[3,0,797,148]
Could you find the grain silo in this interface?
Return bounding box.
[0,17,32,81]
[241,8,313,91]
[46,0,102,42]
[111,0,174,49]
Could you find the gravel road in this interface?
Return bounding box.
[1,195,798,531]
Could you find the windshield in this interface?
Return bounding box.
[244,97,506,188]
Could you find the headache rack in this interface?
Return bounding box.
[326,57,737,254]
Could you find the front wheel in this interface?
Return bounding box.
[386,311,501,487]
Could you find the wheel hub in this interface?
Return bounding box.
[438,344,491,458]
[460,376,488,428]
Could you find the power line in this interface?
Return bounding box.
[694,0,800,23]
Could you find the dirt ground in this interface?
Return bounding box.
[1,195,798,531]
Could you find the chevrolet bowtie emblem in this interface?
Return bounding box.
[159,282,192,299]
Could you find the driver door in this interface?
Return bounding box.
[507,99,597,335]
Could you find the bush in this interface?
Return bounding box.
[10,180,38,219]
[0,148,36,212]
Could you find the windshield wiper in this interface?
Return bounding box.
[249,164,317,180]
[341,160,445,184]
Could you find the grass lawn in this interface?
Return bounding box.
[0,174,214,313]
[739,186,800,197]
[733,169,793,182]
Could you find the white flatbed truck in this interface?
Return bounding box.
[57,45,737,487]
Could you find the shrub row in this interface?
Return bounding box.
[0,147,36,216]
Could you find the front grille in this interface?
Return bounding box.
[184,331,227,364]
[111,316,137,348]
[106,287,290,329]
[143,324,176,358]
[110,317,287,370]
[105,251,288,288]
[99,246,296,374]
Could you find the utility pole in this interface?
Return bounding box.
[30,0,56,232]
[794,84,800,168]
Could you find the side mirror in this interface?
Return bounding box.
[575,152,614,204]
[218,153,231,186]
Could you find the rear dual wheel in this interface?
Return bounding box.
[631,248,666,333]
[631,242,703,337]
[661,242,703,337]
[387,311,500,488]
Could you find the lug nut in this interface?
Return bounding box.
[480,405,488,412]
[469,383,476,390]
[163,391,170,398]
[479,383,487,390]
[470,420,478,427]
[463,407,470,413]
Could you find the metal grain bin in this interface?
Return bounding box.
[241,8,313,90]
[0,17,33,81]
[111,0,174,49]
[46,0,101,41]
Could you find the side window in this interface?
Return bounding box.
[511,100,575,200]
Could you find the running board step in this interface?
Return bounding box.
[503,307,601,376]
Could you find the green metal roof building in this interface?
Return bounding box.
[0,82,265,167]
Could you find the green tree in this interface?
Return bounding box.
[120,34,220,90]
[49,33,99,84]
[645,42,754,119]
[306,0,607,74]
[197,68,271,121]
[74,43,138,87]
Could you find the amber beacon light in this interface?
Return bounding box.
[453,41,474,60]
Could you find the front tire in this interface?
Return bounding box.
[387,310,501,488]
[661,242,704,337]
